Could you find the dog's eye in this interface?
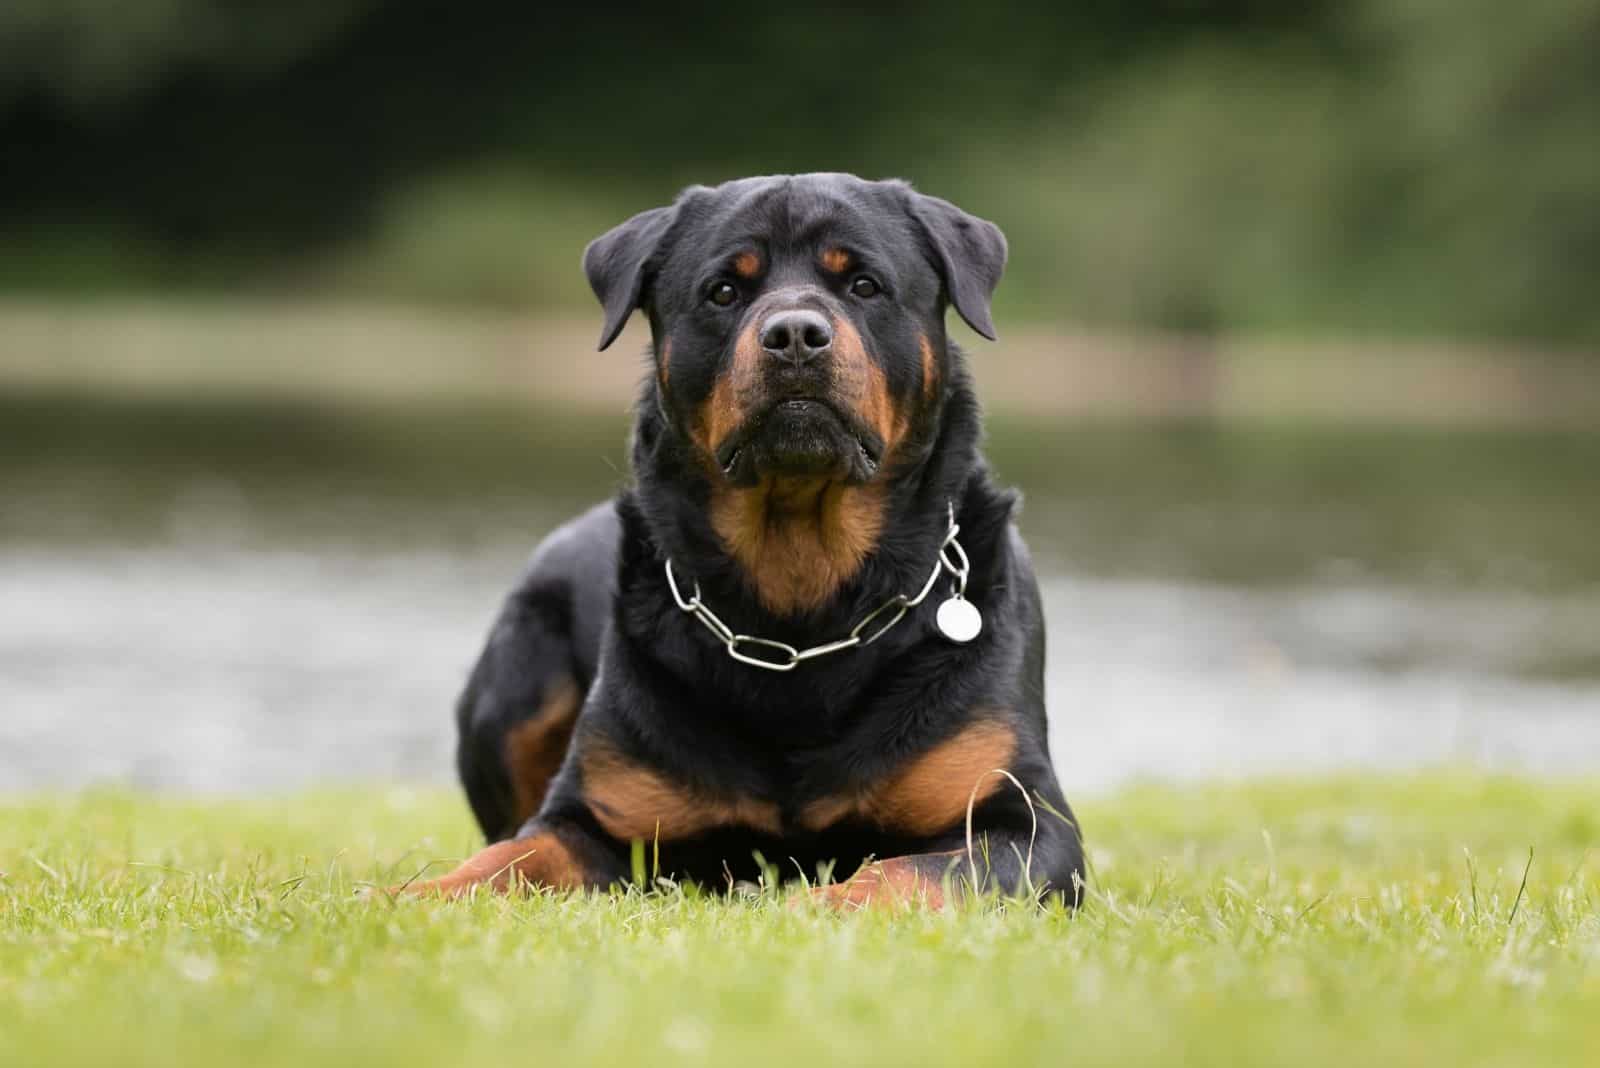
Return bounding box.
[707,282,739,308]
[849,276,881,299]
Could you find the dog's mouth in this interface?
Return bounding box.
[716,399,881,484]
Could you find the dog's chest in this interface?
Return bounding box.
[581,717,1016,845]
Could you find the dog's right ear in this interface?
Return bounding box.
[582,204,678,351]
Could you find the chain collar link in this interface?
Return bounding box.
[664,503,970,671]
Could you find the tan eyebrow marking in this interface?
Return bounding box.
[820,247,852,274]
[733,251,761,278]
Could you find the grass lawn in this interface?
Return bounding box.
[3,774,1598,1067]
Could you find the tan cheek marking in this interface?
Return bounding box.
[658,339,672,388]
[583,747,781,842]
[919,334,939,406]
[395,833,587,898]
[698,325,762,456]
[734,251,761,279]
[799,719,1017,837]
[820,247,852,274]
[863,361,909,457]
[832,316,906,458]
[700,376,735,455]
[710,479,885,615]
[505,678,582,827]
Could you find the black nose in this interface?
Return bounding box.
[759,309,833,365]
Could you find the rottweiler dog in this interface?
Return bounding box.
[401,173,1084,908]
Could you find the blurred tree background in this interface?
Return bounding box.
[2,0,1597,344]
[5,2,1600,809]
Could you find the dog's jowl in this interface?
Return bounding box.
[408,174,1085,909]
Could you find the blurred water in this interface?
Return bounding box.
[2,392,1598,795]
[3,543,1599,796]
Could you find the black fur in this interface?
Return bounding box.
[449,174,1083,903]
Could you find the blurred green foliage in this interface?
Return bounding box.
[2,1,1597,343]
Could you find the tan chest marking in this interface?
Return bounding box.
[709,477,885,616]
[799,720,1017,837]
[583,747,781,843]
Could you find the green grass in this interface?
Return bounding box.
[3,774,1598,1067]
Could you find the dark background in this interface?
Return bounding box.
[5,0,1598,341]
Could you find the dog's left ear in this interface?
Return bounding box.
[583,204,678,351]
[907,192,1008,341]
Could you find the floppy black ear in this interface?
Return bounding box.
[582,204,677,350]
[907,192,1008,341]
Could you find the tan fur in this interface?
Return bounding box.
[820,247,852,274]
[658,338,672,388]
[583,747,781,841]
[697,313,906,614]
[833,317,908,456]
[396,833,586,898]
[505,678,581,826]
[710,478,885,615]
[799,719,1017,836]
[801,851,962,911]
[919,333,939,405]
[698,324,762,455]
[733,251,761,278]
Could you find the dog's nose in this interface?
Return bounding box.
[759,309,833,365]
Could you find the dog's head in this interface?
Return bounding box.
[585,173,1005,487]
[585,174,1005,617]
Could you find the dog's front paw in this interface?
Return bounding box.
[791,858,951,912]
[368,836,575,901]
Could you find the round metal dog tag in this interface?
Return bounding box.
[935,596,982,643]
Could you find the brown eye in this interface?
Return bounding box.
[708,281,738,307]
[849,276,881,298]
